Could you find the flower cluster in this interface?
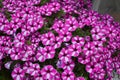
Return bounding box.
[0,0,120,80]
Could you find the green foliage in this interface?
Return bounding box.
[40,0,50,6]
[34,0,50,6]
[0,68,13,80]
[72,27,91,37]
[45,9,65,26]
[0,0,3,8]
[38,9,65,34]
[4,11,12,21]
[72,57,90,80]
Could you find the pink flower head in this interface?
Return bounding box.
[89,68,105,80]
[62,70,75,80]
[62,5,73,13]
[21,45,36,61]
[105,25,117,38]
[10,47,22,60]
[86,62,102,74]
[59,30,72,42]
[0,36,12,47]
[83,42,95,56]
[61,59,75,70]
[43,46,55,59]
[52,20,64,33]
[41,65,57,80]
[65,16,79,32]
[26,14,44,32]
[50,2,61,12]
[91,27,106,41]
[28,63,40,76]
[0,18,9,31]
[51,36,62,49]
[40,4,52,16]
[11,67,25,80]
[28,32,41,47]
[41,32,55,46]
[23,62,33,74]
[36,47,46,62]
[13,33,25,48]
[72,36,85,46]
[4,23,18,35]
[59,48,71,62]
[68,44,82,57]
[93,41,103,52]
[53,72,61,80]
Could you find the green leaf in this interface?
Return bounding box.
[0,0,3,8]
[39,0,50,6]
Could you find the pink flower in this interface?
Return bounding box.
[53,72,61,80]
[0,16,9,31]
[36,47,46,62]
[41,32,55,46]
[91,27,106,41]
[10,47,22,60]
[65,16,79,32]
[62,70,75,80]
[43,46,55,59]
[93,41,103,52]
[4,23,18,35]
[68,44,82,57]
[41,65,57,80]
[61,59,75,70]
[62,5,73,13]
[52,20,64,33]
[71,36,85,46]
[13,33,25,48]
[26,14,44,32]
[89,68,105,80]
[59,48,71,62]
[29,63,40,76]
[50,2,61,12]
[51,36,62,49]
[11,67,25,80]
[86,62,102,73]
[23,62,33,74]
[83,42,95,56]
[40,4,52,16]
[21,45,36,61]
[59,30,72,42]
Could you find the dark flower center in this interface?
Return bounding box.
[76,40,80,43]
[95,45,99,48]
[46,70,51,73]
[88,48,91,50]
[74,48,77,51]
[47,50,50,53]
[66,74,70,77]
[63,53,67,56]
